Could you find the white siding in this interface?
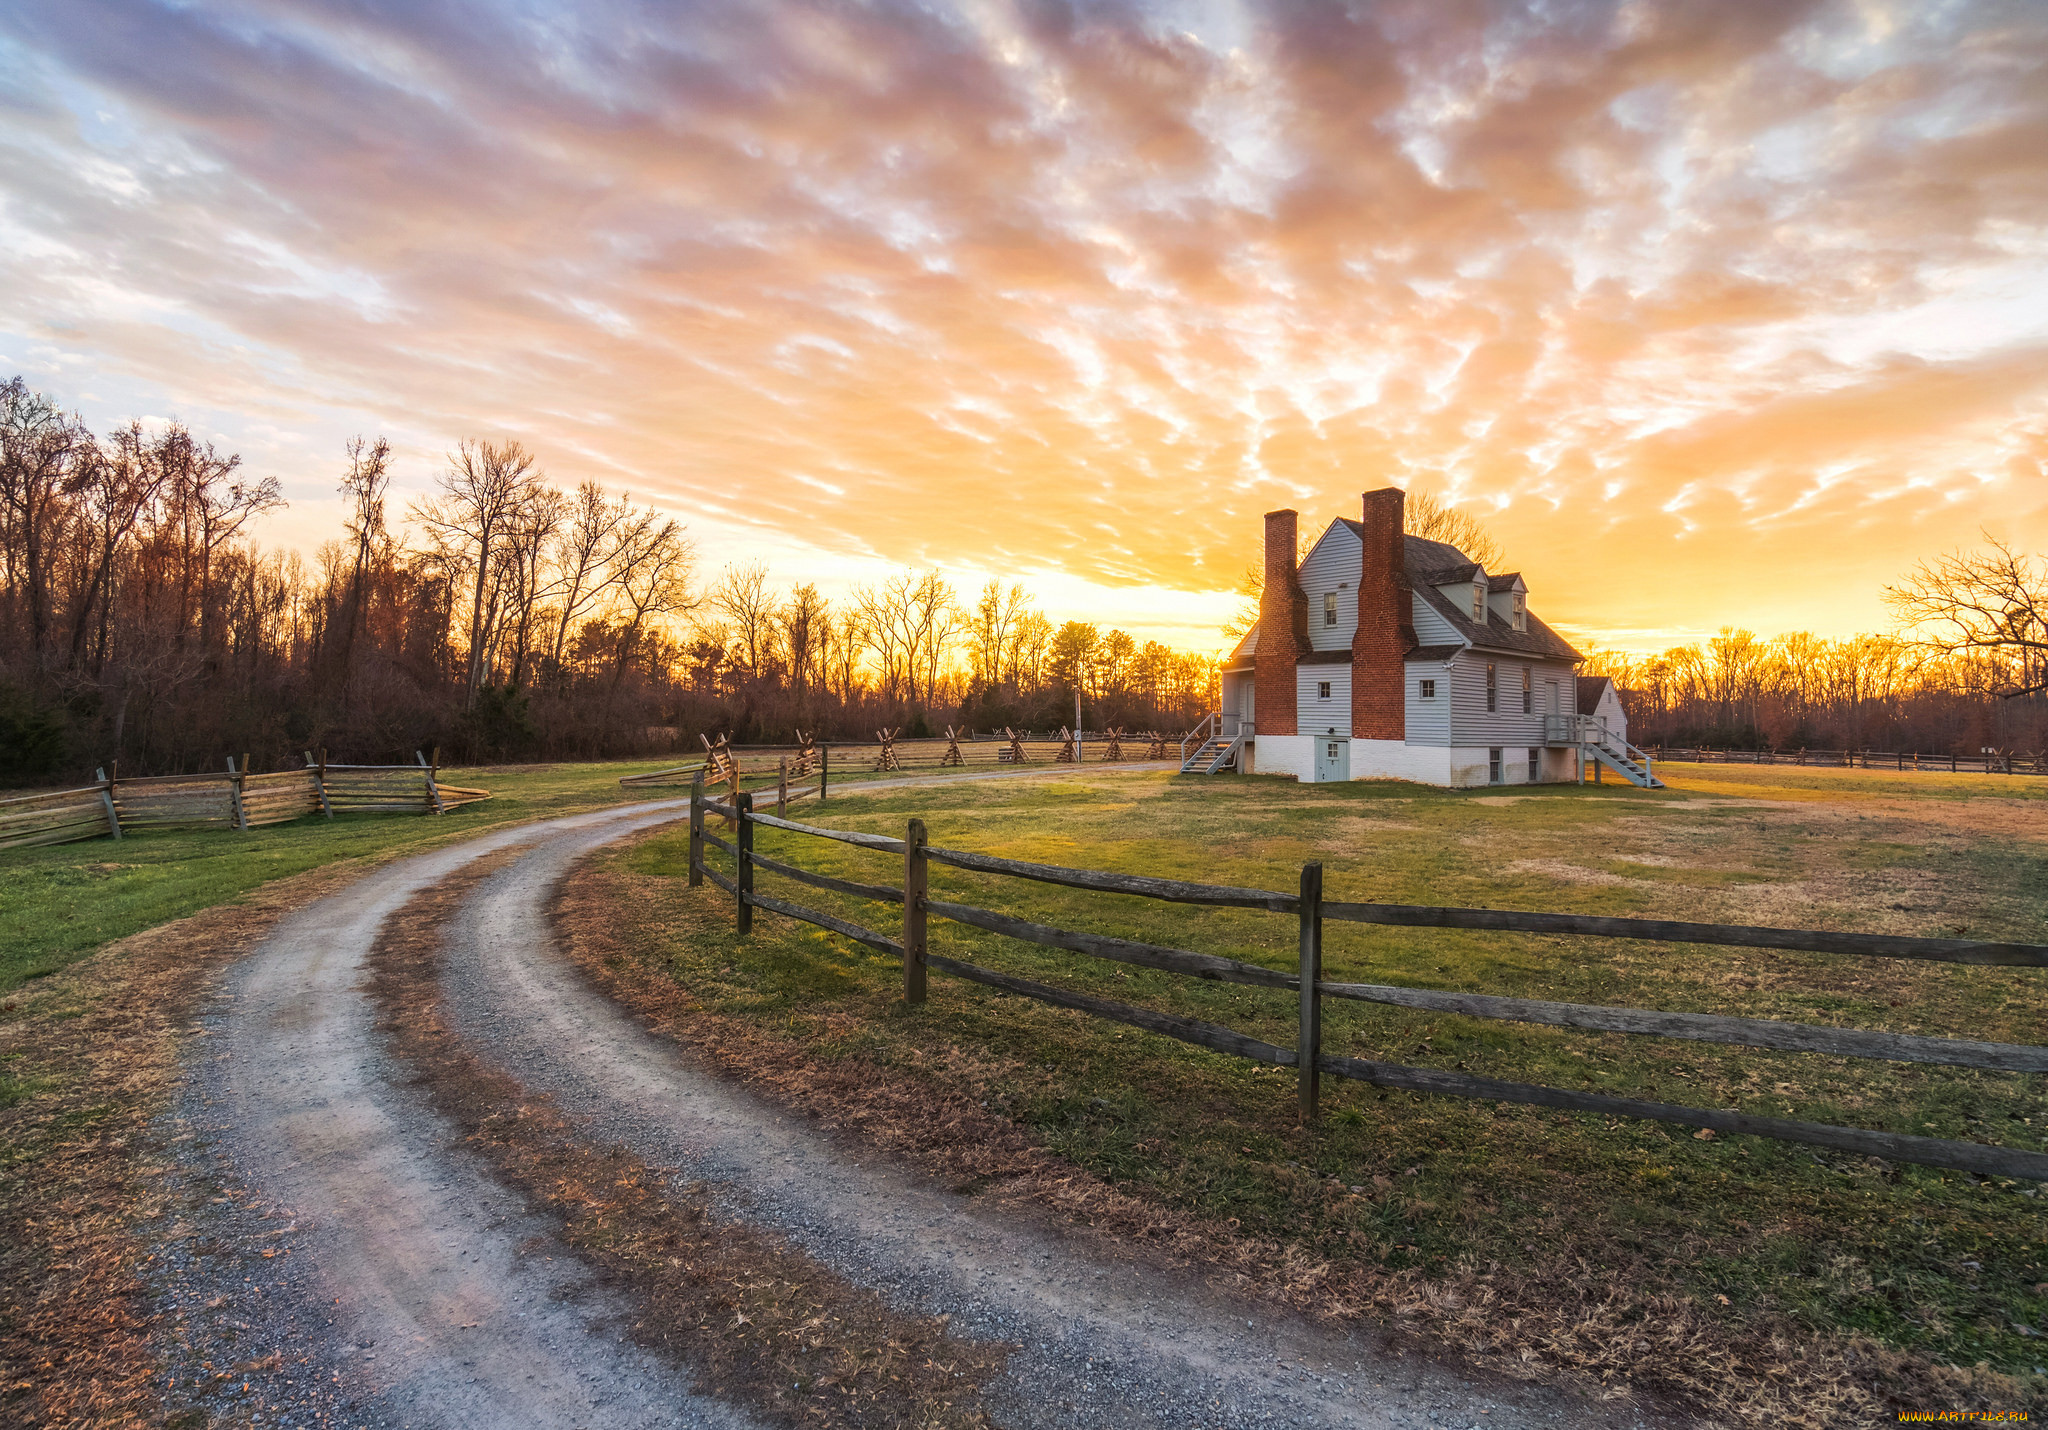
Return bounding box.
[1404,658,1452,745]
[1593,684,1628,743]
[1447,654,1577,748]
[1297,523,1361,653]
[1297,665,1351,735]
[1411,592,1461,644]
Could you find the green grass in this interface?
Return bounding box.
[0,756,1059,992]
[0,759,703,991]
[606,764,2048,1383]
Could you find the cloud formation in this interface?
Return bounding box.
[1,0,2044,650]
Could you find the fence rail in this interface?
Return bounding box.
[1652,745,2048,776]
[0,749,488,851]
[685,771,2048,1182]
[623,731,1180,794]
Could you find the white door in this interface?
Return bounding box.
[1316,737,1349,784]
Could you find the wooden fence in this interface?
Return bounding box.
[621,730,1177,792]
[0,750,489,851]
[1653,746,2048,776]
[687,775,2048,1181]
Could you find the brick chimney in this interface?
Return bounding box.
[1352,487,1408,741]
[1255,509,1302,737]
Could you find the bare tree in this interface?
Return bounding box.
[1405,487,1505,571]
[330,435,393,686]
[496,482,566,689]
[906,571,959,705]
[413,438,543,708]
[0,377,93,666]
[67,419,168,671]
[968,580,1029,686]
[546,481,642,670]
[780,582,830,695]
[711,561,779,679]
[604,518,696,705]
[1886,537,2048,697]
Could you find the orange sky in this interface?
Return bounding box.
[1,0,2044,657]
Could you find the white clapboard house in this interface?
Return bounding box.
[1184,488,1661,787]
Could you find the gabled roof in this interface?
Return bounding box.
[1576,675,1616,714]
[1486,572,1525,592]
[1413,582,1581,661]
[1244,521,1583,665]
[1222,623,1258,671]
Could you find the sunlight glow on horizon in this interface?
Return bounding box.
[1,0,2043,662]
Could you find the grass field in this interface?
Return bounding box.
[593,762,2048,1405]
[0,759,705,991]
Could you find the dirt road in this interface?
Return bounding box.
[153,786,1650,1429]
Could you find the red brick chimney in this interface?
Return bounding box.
[1255,509,1302,737]
[1352,487,1408,741]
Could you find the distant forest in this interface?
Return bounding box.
[0,378,1217,781]
[4,376,2041,781]
[1592,626,2047,755]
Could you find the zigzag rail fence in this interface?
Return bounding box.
[0,748,489,851]
[620,730,1179,794]
[686,770,2048,1182]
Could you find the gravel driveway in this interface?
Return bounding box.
[153,780,1656,1429]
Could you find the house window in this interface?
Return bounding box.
[1317,680,1331,699]
[1488,747,1503,784]
[1324,592,1338,627]
[1485,663,1497,712]
[1472,585,1484,620]
[1420,678,1436,699]
[1512,591,1526,630]
[1528,748,1540,782]
[1522,666,1532,714]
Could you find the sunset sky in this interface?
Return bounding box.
[1,0,2044,657]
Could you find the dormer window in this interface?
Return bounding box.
[1471,585,1484,620]
[1512,591,1526,631]
[1324,591,1338,627]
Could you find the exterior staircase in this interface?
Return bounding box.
[1179,714,1246,774]
[1550,715,1664,788]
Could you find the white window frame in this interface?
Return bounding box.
[1419,678,1436,699]
[1323,591,1338,627]
[1316,680,1331,699]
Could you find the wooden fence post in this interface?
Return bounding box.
[735,791,754,936]
[820,745,829,803]
[903,816,928,1005]
[778,756,789,816]
[1298,861,1324,1123]
[418,749,446,815]
[96,766,122,841]
[314,747,333,817]
[228,754,250,831]
[688,768,705,888]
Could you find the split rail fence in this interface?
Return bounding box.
[687,773,2047,1181]
[0,750,489,851]
[620,729,1178,793]
[1653,746,2047,777]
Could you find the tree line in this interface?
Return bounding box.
[1589,539,2048,755]
[0,378,1218,780]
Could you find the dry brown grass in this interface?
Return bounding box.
[0,862,366,1429]
[368,857,1011,1429]
[555,837,2031,1430]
